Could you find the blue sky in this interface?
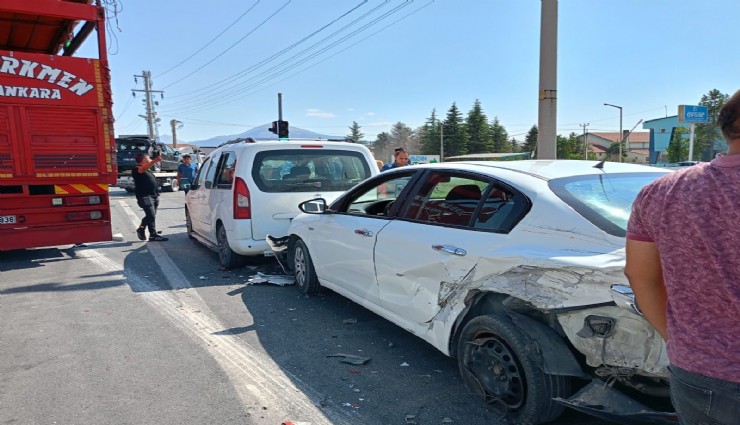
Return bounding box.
[101,0,739,144]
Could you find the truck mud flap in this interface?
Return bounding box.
[554,380,678,425]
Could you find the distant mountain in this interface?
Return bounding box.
[186,124,344,147]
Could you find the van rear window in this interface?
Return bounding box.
[252,149,371,193]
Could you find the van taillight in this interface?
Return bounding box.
[234,177,251,219]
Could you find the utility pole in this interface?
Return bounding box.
[132,71,163,140]
[170,119,183,147]
[604,103,623,162]
[580,123,589,159]
[439,123,444,162]
[537,0,558,160]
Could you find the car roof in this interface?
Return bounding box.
[214,140,372,153]
[404,160,671,180]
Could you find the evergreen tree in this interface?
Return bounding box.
[373,132,392,163]
[442,102,468,158]
[347,121,364,144]
[510,138,521,153]
[695,89,729,160]
[419,109,441,155]
[490,117,510,152]
[465,99,492,154]
[522,125,538,157]
[667,127,690,163]
[389,122,415,151]
[557,132,584,159]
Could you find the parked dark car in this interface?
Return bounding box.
[115,135,180,173]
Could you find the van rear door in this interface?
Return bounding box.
[248,147,374,240]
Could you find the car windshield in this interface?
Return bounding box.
[252,149,372,193]
[548,172,667,237]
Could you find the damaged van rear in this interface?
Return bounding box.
[270,160,680,425]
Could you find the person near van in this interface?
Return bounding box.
[133,153,168,242]
[381,147,410,171]
[177,154,198,194]
[624,90,740,425]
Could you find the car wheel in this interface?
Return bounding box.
[458,315,570,425]
[216,224,244,269]
[293,239,320,294]
[185,209,195,239]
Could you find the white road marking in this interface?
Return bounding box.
[76,201,351,424]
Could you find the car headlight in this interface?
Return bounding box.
[610,284,643,315]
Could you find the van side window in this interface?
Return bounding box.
[216,152,237,188]
[204,155,219,189]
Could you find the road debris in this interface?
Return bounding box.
[245,272,294,286]
[342,318,358,324]
[326,353,371,365]
[400,362,410,367]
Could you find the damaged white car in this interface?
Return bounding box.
[268,160,678,425]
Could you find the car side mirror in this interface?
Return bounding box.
[299,198,329,214]
[204,181,212,189]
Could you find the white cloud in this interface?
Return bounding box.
[305,109,336,119]
[365,112,375,116]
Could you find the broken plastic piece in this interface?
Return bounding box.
[343,318,358,324]
[245,272,295,286]
[326,353,371,365]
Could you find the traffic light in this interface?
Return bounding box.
[268,121,278,135]
[278,120,289,139]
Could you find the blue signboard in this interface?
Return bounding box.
[678,105,709,123]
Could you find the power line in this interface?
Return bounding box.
[162,1,292,89]
[160,1,391,111]
[161,1,413,114]
[155,0,261,78]
[163,0,370,101]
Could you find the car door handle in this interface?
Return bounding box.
[432,245,467,256]
[354,229,374,237]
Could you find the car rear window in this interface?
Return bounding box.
[549,172,668,237]
[252,149,371,193]
[116,139,149,151]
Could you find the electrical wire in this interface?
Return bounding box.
[162,1,412,115]
[155,1,260,78]
[160,1,389,111]
[163,0,369,100]
[162,1,292,90]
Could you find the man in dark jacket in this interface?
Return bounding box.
[133,153,168,241]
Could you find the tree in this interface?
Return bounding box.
[347,121,364,144]
[419,109,441,155]
[442,102,468,158]
[522,125,538,156]
[695,89,729,160]
[557,132,584,159]
[667,126,690,163]
[389,122,415,151]
[373,132,392,163]
[490,117,511,152]
[465,99,492,154]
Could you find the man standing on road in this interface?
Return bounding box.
[624,90,740,425]
[176,154,198,194]
[133,153,168,242]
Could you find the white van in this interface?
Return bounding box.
[185,139,378,268]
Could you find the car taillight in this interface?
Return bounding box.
[234,177,251,219]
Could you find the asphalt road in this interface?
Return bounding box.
[0,188,609,425]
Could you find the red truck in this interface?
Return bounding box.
[0,0,115,251]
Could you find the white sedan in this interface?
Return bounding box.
[270,160,677,425]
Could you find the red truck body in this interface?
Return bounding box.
[0,0,116,250]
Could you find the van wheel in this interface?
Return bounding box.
[458,315,570,425]
[293,239,320,294]
[217,224,244,268]
[185,209,195,239]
